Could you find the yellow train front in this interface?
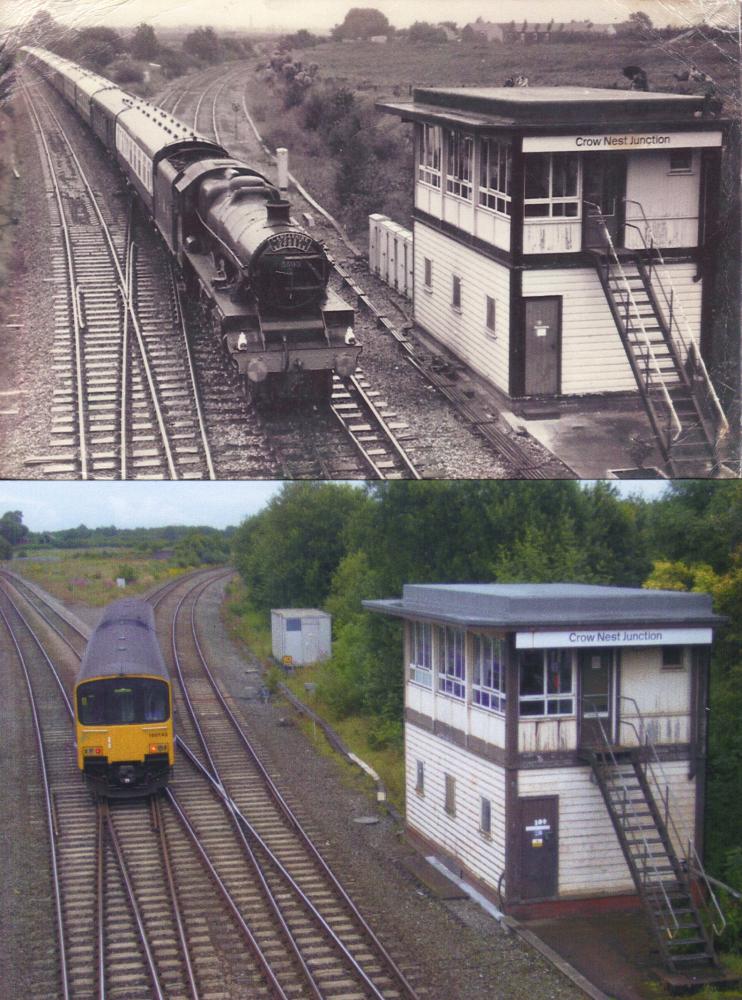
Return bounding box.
[74,599,174,798]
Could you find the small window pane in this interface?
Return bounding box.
[486,296,496,331]
[662,645,683,667]
[286,618,302,631]
[480,797,491,834]
[424,257,432,287]
[670,149,692,173]
[452,276,462,309]
[525,154,550,199]
[416,760,425,794]
[520,652,544,695]
[445,773,456,815]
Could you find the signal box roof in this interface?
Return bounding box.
[363,583,725,630]
[377,85,728,131]
[77,598,169,682]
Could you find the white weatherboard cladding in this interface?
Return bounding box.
[414,222,510,392]
[619,648,692,745]
[625,151,701,248]
[647,262,702,345]
[407,681,435,718]
[436,692,468,730]
[470,705,506,748]
[522,266,635,392]
[406,723,506,889]
[519,717,577,754]
[523,220,582,255]
[518,761,696,896]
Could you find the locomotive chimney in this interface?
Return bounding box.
[267,200,291,225]
[276,147,289,194]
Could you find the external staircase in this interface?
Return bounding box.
[581,697,726,974]
[586,201,730,477]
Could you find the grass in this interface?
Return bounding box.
[221,577,406,812]
[9,549,189,606]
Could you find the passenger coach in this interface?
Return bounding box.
[74,599,174,797]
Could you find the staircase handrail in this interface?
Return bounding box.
[623,198,729,441]
[618,695,726,936]
[585,201,683,442]
[583,695,679,935]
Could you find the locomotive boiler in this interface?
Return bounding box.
[22,45,361,403]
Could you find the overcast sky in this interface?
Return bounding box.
[0,480,670,532]
[2,0,736,31]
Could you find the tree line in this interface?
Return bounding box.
[231,480,741,917]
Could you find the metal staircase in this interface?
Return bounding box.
[581,697,725,973]
[586,200,730,477]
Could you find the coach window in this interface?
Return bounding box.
[524,152,580,217]
[418,123,441,188]
[479,137,512,215]
[519,649,574,716]
[446,130,474,200]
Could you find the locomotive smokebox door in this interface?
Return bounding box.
[519,796,559,900]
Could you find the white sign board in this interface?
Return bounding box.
[522,131,723,154]
[515,627,712,649]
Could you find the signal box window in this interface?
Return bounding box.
[452,275,462,310]
[479,137,512,215]
[662,645,684,669]
[519,649,573,716]
[669,150,693,173]
[424,257,433,289]
[416,760,425,795]
[419,123,441,188]
[439,626,465,699]
[444,773,456,816]
[446,131,473,200]
[486,296,496,335]
[480,796,492,836]
[409,621,433,688]
[525,152,580,217]
[286,618,302,631]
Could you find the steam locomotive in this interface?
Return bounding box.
[22,46,361,402]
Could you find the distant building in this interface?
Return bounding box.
[369,35,389,44]
[463,18,617,44]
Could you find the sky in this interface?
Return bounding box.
[2,0,737,32]
[0,480,671,532]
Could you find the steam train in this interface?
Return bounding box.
[74,599,174,798]
[22,46,361,402]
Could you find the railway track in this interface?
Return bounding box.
[21,71,218,481]
[2,570,423,999]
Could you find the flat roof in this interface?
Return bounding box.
[363,583,724,629]
[272,608,329,617]
[378,84,727,131]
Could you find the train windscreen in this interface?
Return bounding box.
[77,677,169,725]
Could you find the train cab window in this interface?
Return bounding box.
[77,678,169,725]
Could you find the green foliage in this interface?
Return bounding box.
[116,563,137,583]
[172,529,228,568]
[0,535,11,560]
[332,8,391,40]
[0,510,29,547]
[74,27,126,69]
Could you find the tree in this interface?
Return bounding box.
[628,10,653,33]
[75,27,125,69]
[407,22,448,43]
[0,511,29,547]
[183,27,221,63]
[332,8,390,40]
[0,535,11,560]
[130,23,159,61]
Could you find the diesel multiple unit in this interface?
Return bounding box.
[23,45,361,401]
[74,599,174,797]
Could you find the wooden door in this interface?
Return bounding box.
[518,796,559,900]
[583,153,627,249]
[579,650,613,748]
[523,297,560,395]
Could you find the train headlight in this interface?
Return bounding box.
[84,746,104,755]
[335,353,357,378]
[247,358,269,383]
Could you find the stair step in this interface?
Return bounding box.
[667,937,708,949]
[669,953,715,965]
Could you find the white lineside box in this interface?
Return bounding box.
[271,609,332,666]
[368,214,388,276]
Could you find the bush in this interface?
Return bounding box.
[110,58,144,84]
[116,563,137,583]
[367,715,403,750]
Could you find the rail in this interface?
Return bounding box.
[617,695,726,936]
[623,198,729,444]
[585,200,683,443]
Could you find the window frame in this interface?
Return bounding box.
[446,129,474,201]
[479,136,512,216]
[444,773,456,816]
[423,256,433,290]
[480,796,492,837]
[472,634,506,713]
[415,759,425,796]
[519,648,574,717]
[524,152,581,219]
[452,274,462,311]
[409,620,433,688]
[485,295,497,336]
[438,626,465,699]
[669,149,693,174]
[418,122,442,188]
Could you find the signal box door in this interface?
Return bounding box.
[518,796,559,900]
[579,650,614,748]
[583,153,627,249]
[523,297,560,395]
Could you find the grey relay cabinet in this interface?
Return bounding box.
[271,609,331,666]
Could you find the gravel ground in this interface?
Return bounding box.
[195,575,584,1000]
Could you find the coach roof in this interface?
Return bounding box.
[77,598,169,682]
